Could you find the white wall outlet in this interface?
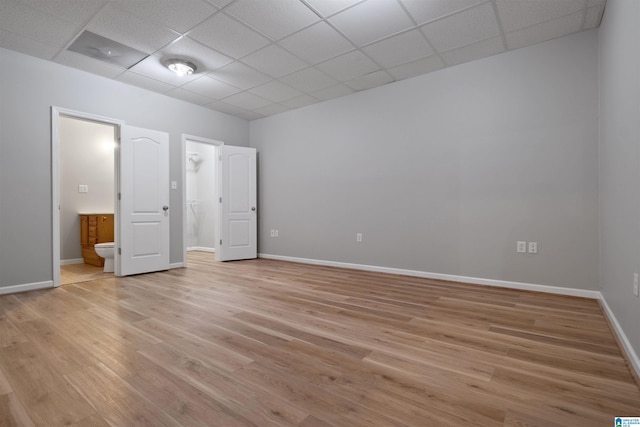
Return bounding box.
[270,229,275,237]
[78,184,88,193]
[634,273,639,297]
[356,233,363,243]
[171,181,177,190]
[528,242,538,254]
[274,230,279,237]
[516,241,527,253]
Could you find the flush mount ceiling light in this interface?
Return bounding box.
[165,59,196,77]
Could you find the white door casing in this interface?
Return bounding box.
[217,146,257,261]
[119,125,170,275]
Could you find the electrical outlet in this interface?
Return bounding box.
[356,233,363,243]
[270,229,275,237]
[274,230,279,237]
[634,273,639,297]
[516,241,527,253]
[528,242,538,254]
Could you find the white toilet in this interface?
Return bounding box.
[94,242,115,273]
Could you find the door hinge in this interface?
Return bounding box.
[220,239,222,245]
[118,248,121,255]
[219,197,222,203]
[118,193,121,200]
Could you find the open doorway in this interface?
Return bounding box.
[182,135,223,267]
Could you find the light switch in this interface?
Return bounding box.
[78,185,88,193]
[171,181,177,190]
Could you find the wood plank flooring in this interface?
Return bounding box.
[1,251,639,426]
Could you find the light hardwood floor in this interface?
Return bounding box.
[1,251,639,426]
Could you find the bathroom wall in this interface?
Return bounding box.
[186,140,217,251]
[60,116,115,262]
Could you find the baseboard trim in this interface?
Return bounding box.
[598,296,640,385]
[60,258,84,266]
[0,280,53,295]
[187,247,215,253]
[169,262,184,269]
[258,253,601,299]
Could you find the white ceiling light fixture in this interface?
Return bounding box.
[165,59,197,76]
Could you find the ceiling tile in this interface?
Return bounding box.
[205,100,249,116]
[54,50,125,78]
[0,0,82,49]
[209,61,270,89]
[237,110,264,120]
[203,0,234,8]
[279,67,338,92]
[226,0,319,41]
[159,36,232,73]
[588,0,605,5]
[223,91,271,110]
[310,83,355,101]
[166,87,213,105]
[87,3,180,53]
[421,2,500,52]
[128,55,200,86]
[110,0,218,33]
[116,71,175,93]
[278,21,353,64]
[345,70,394,91]
[281,94,319,109]
[188,13,270,59]
[329,0,414,46]
[303,0,363,17]
[387,55,445,80]
[317,50,379,81]
[248,81,301,103]
[253,103,290,117]
[496,0,585,33]
[0,28,59,59]
[363,29,434,68]
[400,0,487,25]
[441,36,504,67]
[505,11,584,50]
[181,75,241,99]
[241,44,307,78]
[17,0,107,24]
[583,5,604,30]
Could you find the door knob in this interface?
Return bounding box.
[163,205,169,211]
[251,207,256,211]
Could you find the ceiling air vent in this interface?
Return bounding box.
[67,31,148,69]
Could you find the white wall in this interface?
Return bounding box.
[598,0,640,359]
[186,140,217,250]
[251,30,599,291]
[60,117,115,261]
[0,47,249,289]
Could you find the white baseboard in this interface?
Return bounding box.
[187,246,215,253]
[0,280,53,295]
[60,258,84,266]
[169,262,184,269]
[258,252,639,380]
[598,296,640,381]
[258,253,601,299]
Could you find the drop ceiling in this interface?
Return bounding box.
[0,0,606,121]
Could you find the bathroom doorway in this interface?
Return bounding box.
[182,135,223,267]
[53,109,121,286]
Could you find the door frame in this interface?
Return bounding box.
[51,107,124,286]
[181,134,224,267]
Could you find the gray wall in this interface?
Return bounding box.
[0,47,249,288]
[60,117,115,261]
[251,30,599,290]
[598,0,640,357]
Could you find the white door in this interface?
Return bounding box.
[119,125,170,275]
[217,146,257,261]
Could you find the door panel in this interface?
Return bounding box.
[217,146,257,261]
[119,125,170,275]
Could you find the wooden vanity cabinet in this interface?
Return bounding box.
[80,214,114,266]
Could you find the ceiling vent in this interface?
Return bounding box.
[67,31,148,69]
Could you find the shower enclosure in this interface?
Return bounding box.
[185,140,217,252]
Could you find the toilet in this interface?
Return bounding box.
[94,242,115,273]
